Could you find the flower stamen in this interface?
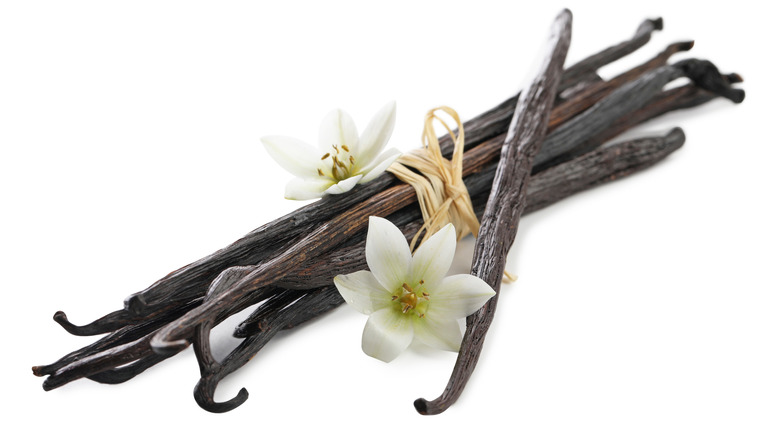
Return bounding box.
[398,290,418,314]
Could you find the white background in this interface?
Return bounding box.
[2,1,777,436]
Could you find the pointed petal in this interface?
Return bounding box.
[362,307,413,362]
[334,271,392,315]
[284,178,333,200]
[261,136,320,179]
[428,274,496,320]
[323,174,362,195]
[358,148,402,183]
[319,108,358,152]
[410,223,456,287]
[413,314,462,352]
[357,101,396,165]
[365,216,411,292]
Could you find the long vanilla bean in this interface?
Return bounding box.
[35,59,742,379]
[416,9,572,415]
[32,14,747,414]
[34,57,742,389]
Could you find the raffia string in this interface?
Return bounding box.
[387,106,517,282]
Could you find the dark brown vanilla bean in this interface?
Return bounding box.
[34,57,743,380]
[415,9,572,415]
[31,12,747,415]
[34,58,742,386]
[38,57,732,380]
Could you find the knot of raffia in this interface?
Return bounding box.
[387,106,480,251]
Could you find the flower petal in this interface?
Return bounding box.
[323,174,362,195]
[334,271,392,315]
[357,101,396,165]
[261,136,320,179]
[358,147,402,183]
[362,307,414,362]
[365,216,411,292]
[413,313,462,352]
[284,178,334,200]
[319,108,359,152]
[428,274,496,320]
[410,223,456,287]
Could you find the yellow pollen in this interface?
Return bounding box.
[321,153,330,160]
[349,156,355,165]
[317,169,325,177]
[398,291,418,313]
[341,145,350,152]
[391,296,398,301]
[403,283,413,292]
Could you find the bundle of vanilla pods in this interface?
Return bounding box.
[33,11,744,414]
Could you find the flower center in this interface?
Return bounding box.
[318,144,356,181]
[392,281,430,318]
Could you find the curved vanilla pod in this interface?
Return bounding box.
[415,8,572,415]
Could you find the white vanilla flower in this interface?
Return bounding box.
[261,101,401,200]
[334,217,496,362]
